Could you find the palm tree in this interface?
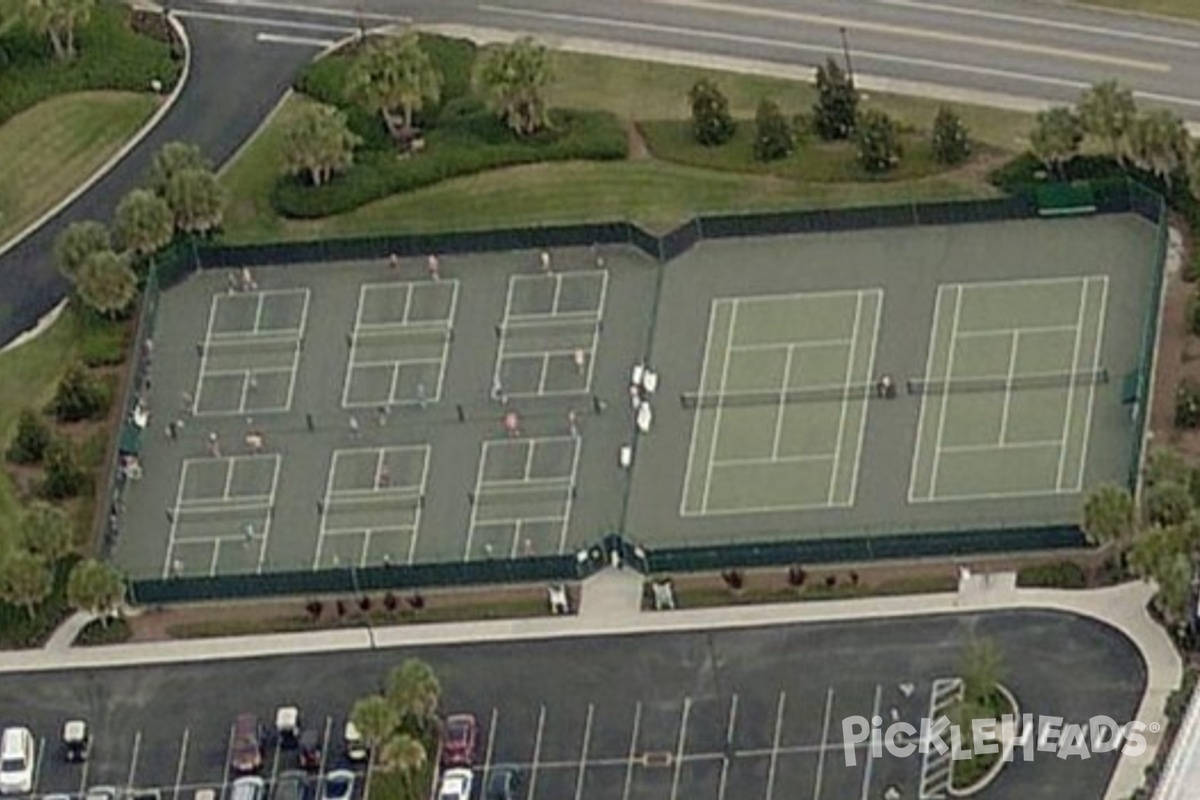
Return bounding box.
[349,695,398,753]
[24,0,94,60]
[480,36,553,136]
[1127,109,1188,187]
[1077,80,1136,161]
[282,102,361,186]
[385,658,441,733]
[378,733,426,792]
[345,33,441,134]
[1030,107,1083,178]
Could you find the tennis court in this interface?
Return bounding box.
[192,289,309,416]
[680,289,883,515]
[493,271,607,398]
[909,276,1109,502]
[342,280,458,408]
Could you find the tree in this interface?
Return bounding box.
[1077,80,1136,161]
[1188,141,1200,203]
[856,109,902,173]
[282,102,362,186]
[21,501,73,564]
[931,106,970,166]
[1143,481,1194,528]
[6,409,51,465]
[114,189,174,259]
[1127,524,1198,629]
[1145,445,1189,489]
[1030,107,1083,176]
[76,249,137,317]
[385,658,441,733]
[24,0,94,61]
[164,168,226,235]
[377,733,426,790]
[753,99,793,161]
[0,550,51,618]
[51,363,106,422]
[0,0,25,35]
[148,142,208,195]
[1127,109,1189,187]
[960,637,1004,707]
[53,220,110,282]
[1081,483,1135,546]
[812,58,859,141]
[345,33,441,133]
[480,36,553,137]
[41,438,85,500]
[687,79,736,147]
[66,558,125,624]
[349,695,398,754]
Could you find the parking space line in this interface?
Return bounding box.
[269,729,283,785]
[765,692,786,800]
[172,728,190,800]
[221,723,235,799]
[860,685,882,800]
[528,706,546,800]
[482,708,498,786]
[812,688,834,800]
[317,716,333,777]
[126,730,142,790]
[717,693,738,800]
[622,702,641,800]
[30,737,45,795]
[575,704,594,800]
[78,746,91,796]
[670,697,692,800]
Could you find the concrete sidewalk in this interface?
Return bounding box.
[8,570,1180,800]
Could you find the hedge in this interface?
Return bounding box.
[1015,561,1087,589]
[0,2,182,127]
[271,108,629,219]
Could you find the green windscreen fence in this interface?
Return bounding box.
[1035,182,1098,216]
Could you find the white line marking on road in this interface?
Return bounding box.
[30,737,44,796]
[861,685,882,800]
[529,706,546,800]
[127,730,142,790]
[186,0,411,23]
[813,688,834,800]
[670,697,692,800]
[718,694,737,800]
[623,702,642,800]
[576,704,594,800]
[173,8,356,33]
[765,692,787,800]
[172,728,190,800]
[483,708,499,786]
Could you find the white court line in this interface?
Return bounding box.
[939,440,1063,454]
[730,338,854,354]
[401,282,415,326]
[928,285,964,500]
[161,461,193,578]
[956,323,1078,340]
[848,290,884,505]
[860,686,882,800]
[206,332,300,344]
[253,293,265,333]
[702,299,739,514]
[681,299,722,517]
[711,453,835,468]
[351,356,444,370]
[769,345,796,460]
[550,272,564,314]
[282,289,310,412]
[670,697,692,800]
[765,692,787,800]
[175,499,273,515]
[812,688,834,800]
[464,440,492,561]
[208,541,222,575]
[191,293,224,415]
[529,706,546,800]
[254,455,282,573]
[951,274,1102,291]
[576,704,594,800]
[314,449,342,569]
[222,458,236,500]
[623,703,642,800]
[557,434,584,555]
[997,330,1021,445]
[408,445,431,564]
[1055,281,1089,490]
[342,284,371,408]
[201,365,293,378]
[908,286,947,504]
[827,291,864,505]
[1071,276,1109,493]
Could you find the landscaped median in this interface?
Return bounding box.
[219,34,1028,243]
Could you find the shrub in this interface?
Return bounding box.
[1143,481,1194,527]
[1189,291,1200,337]
[931,106,971,165]
[812,58,858,141]
[1016,561,1087,588]
[721,569,744,590]
[41,440,86,500]
[305,599,323,620]
[787,565,807,587]
[753,99,794,162]
[688,79,736,147]
[1176,379,1200,429]
[383,591,398,612]
[51,363,109,423]
[6,409,51,465]
[856,109,902,173]
[1186,246,1200,283]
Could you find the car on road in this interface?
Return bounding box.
[319,771,354,800]
[485,766,522,800]
[437,768,473,800]
[230,776,265,800]
[440,714,478,767]
[0,727,35,794]
[230,714,265,773]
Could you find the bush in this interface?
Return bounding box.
[0,4,181,128]
[812,58,858,141]
[76,319,131,367]
[1186,247,1200,283]
[753,99,794,162]
[1176,379,1200,429]
[931,106,970,165]
[41,440,86,500]
[6,409,51,465]
[51,363,109,423]
[272,108,627,218]
[688,79,736,147]
[1016,561,1087,588]
[1189,291,1200,337]
[856,109,902,173]
[1143,481,1194,527]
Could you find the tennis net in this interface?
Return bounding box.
[474,482,573,507]
[907,368,1109,396]
[327,490,424,512]
[681,383,875,409]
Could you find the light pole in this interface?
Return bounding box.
[839,26,856,84]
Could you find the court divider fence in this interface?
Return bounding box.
[117,179,1167,603]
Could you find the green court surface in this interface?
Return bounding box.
[682,289,882,515]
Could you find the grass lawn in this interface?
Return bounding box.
[1069,0,1200,23]
[0,91,158,249]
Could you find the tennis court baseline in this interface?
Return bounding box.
[681,288,883,516]
[908,276,1109,503]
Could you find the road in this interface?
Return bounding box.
[6,612,1146,800]
[3,0,1199,342]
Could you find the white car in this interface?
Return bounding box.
[437,769,473,800]
[0,727,34,795]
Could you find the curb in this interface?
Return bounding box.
[0,9,193,263]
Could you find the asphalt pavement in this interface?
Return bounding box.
[3,611,1144,800]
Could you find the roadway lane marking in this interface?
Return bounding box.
[255,32,339,47]
[641,0,1170,72]
[172,729,190,800]
[875,0,1200,51]
[172,8,356,34]
[182,0,411,24]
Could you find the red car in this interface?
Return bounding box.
[440,714,478,767]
